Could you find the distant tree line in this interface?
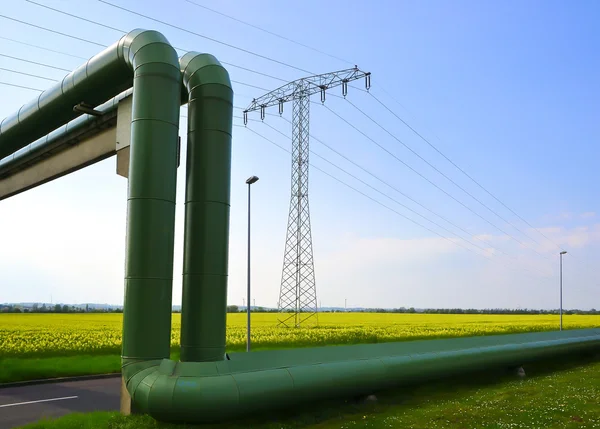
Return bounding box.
[2,304,598,315]
[359,307,600,315]
[0,303,123,313]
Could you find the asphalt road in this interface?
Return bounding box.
[0,377,120,429]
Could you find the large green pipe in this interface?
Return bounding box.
[0,40,134,159]
[0,89,132,176]
[178,53,233,362]
[0,29,182,366]
[122,328,600,423]
[119,32,181,367]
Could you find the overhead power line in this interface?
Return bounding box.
[0,81,44,92]
[261,121,492,256]
[344,98,551,258]
[0,67,550,277]
[0,14,105,47]
[1,10,561,266]
[5,7,289,84]
[96,0,314,75]
[0,36,88,60]
[183,0,354,66]
[0,54,71,72]
[259,117,550,277]
[320,102,554,266]
[25,0,124,32]
[368,90,568,254]
[173,0,569,256]
[0,14,106,47]
[242,125,549,280]
[0,67,58,82]
[270,115,522,260]
[244,126,475,254]
[366,93,557,250]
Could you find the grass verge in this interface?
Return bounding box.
[0,356,120,384]
[19,355,600,429]
[0,350,181,384]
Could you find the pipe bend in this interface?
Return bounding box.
[180,52,233,104]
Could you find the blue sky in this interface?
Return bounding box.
[0,0,598,310]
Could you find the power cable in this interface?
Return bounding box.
[242,125,550,280]
[261,120,493,256]
[0,53,270,99]
[0,72,550,278]
[0,67,58,82]
[96,0,314,75]
[183,0,354,66]
[370,88,568,254]
[321,102,554,267]
[0,12,564,267]
[0,53,71,72]
[0,14,105,47]
[255,118,550,276]
[367,92,558,251]
[158,0,565,256]
[3,8,289,84]
[270,114,522,259]
[174,1,569,256]
[244,126,477,254]
[0,81,44,91]
[0,36,88,60]
[330,100,553,263]
[231,81,269,92]
[25,0,124,33]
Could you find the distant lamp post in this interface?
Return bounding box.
[246,175,259,351]
[559,251,567,331]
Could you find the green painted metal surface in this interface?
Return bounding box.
[178,53,233,362]
[119,31,181,366]
[0,38,133,160]
[123,328,600,423]
[0,28,182,365]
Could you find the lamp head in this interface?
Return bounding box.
[246,176,259,185]
[560,251,567,255]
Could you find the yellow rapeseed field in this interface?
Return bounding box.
[0,313,598,358]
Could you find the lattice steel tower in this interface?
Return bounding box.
[244,67,371,327]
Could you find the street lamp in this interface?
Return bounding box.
[246,175,259,351]
[559,250,567,331]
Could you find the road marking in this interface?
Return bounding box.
[0,396,78,408]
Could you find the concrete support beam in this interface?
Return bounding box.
[0,128,116,200]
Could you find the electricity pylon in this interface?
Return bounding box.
[244,67,371,327]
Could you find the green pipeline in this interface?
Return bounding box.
[122,328,600,423]
[0,28,182,377]
[2,30,599,425]
[178,53,233,363]
[0,89,132,175]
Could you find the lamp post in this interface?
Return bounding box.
[246,175,259,351]
[560,250,567,331]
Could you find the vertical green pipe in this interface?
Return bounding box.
[179,53,233,362]
[120,30,181,365]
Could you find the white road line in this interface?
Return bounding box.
[0,396,78,408]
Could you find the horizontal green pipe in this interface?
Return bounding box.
[0,36,134,160]
[0,89,132,176]
[124,328,600,423]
